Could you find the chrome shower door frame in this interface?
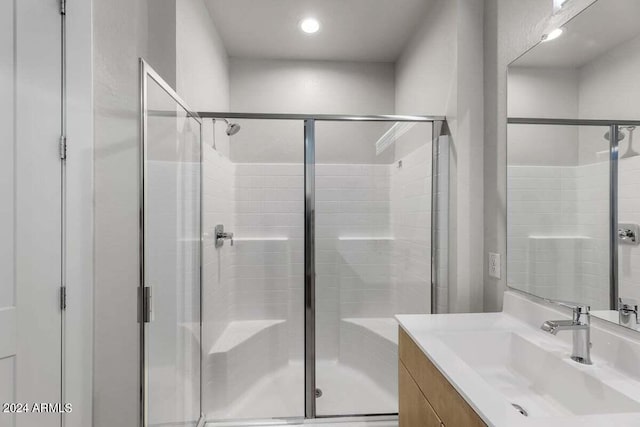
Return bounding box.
[304,118,317,418]
[195,112,447,421]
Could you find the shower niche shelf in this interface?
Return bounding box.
[337,237,395,241]
[233,237,289,242]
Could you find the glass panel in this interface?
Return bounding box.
[314,121,433,416]
[202,119,305,422]
[507,123,610,310]
[145,74,202,427]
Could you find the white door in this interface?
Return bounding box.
[0,0,63,426]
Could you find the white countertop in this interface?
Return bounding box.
[396,292,640,427]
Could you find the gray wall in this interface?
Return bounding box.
[94,1,153,425]
[229,58,396,164]
[396,0,485,313]
[507,67,580,166]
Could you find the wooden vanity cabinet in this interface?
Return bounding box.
[398,327,486,427]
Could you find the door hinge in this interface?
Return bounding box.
[139,286,152,323]
[59,135,67,160]
[60,0,66,15]
[60,286,67,311]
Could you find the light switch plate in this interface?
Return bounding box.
[489,252,501,279]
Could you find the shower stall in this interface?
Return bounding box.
[140,61,449,426]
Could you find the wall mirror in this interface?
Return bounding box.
[507,0,640,331]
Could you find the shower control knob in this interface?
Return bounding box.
[215,224,234,248]
[620,229,634,239]
[618,223,639,245]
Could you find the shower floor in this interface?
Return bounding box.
[207,419,397,427]
[207,360,397,422]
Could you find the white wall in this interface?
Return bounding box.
[396,0,485,313]
[229,58,396,164]
[176,0,229,113]
[230,58,395,114]
[507,67,580,166]
[508,67,579,119]
[93,0,151,424]
[394,0,457,116]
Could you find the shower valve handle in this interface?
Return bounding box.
[215,224,234,248]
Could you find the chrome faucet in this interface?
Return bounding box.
[541,303,592,365]
[619,297,640,330]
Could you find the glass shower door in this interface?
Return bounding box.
[313,120,434,416]
[142,61,203,427]
[201,118,306,423]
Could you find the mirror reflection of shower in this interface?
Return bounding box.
[604,126,637,159]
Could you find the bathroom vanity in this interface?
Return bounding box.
[397,291,640,426]
[399,327,485,427]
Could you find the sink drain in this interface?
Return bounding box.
[511,403,528,417]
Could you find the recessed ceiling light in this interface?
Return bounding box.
[542,28,563,42]
[300,18,320,34]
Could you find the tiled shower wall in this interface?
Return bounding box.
[316,163,393,359]
[202,150,235,355]
[231,162,397,360]
[202,144,434,360]
[619,155,640,301]
[507,163,609,309]
[391,144,432,315]
[234,163,305,359]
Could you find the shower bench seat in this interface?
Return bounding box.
[205,319,289,414]
[209,319,286,354]
[340,317,399,400]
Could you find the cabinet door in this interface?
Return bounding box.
[399,328,485,427]
[399,362,443,427]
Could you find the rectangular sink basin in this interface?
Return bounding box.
[438,331,640,418]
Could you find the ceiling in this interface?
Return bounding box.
[204,0,433,62]
[512,0,640,68]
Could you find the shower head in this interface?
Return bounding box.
[223,119,241,136]
[604,130,625,142]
